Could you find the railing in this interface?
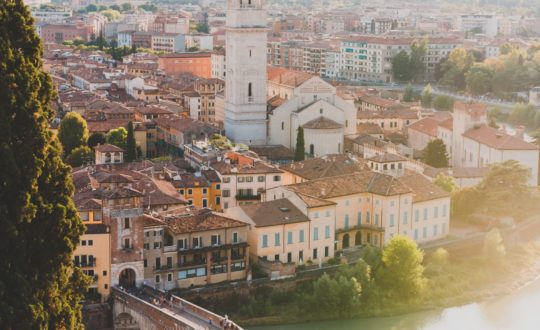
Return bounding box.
[211,256,228,263]
[163,245,176,253]
[235,194,261,201]
[75,259,96,268]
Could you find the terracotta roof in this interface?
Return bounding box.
[267,66,313,88]
[285,172,411,199]
[357,123,384,135]
[463,125,539,150]
[239,199,310,227]
[101,187,143,199]
[141,214,166,228]
[296,193,336,208]
[76,198,102,211]
[439,118,453,131]
[94,143,125,152]
[87,120,131,134]
[249,145,295,161]
[161,208,247,234]
[159,52,212,58]
[303,116,343,129]
[398,173,450,202]
[369,153,406,163]
[97,173,134,184]
[407,117,439,137]
[281,154,369,180]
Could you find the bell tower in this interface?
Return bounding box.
[224,0,268,145]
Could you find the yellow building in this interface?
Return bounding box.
[172,170,222,211]
[74,198,111,302]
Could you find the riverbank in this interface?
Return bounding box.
[238,240,540,328]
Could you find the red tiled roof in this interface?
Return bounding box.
[407,117,439,137]
[463,125,540,151]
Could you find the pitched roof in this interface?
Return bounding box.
[407,117,439,137]
[463,125,539,150]
[101,187,143,199]
[398,173,450,202]
[211,160,282,175]
[369,153,406,163]
[239,199,310,227]
[267,66,313,88]
[302,116,343,129]
[161,208,247,234]
[281,154,369,180]
[94,143,125,152]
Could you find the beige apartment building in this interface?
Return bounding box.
[143,207,249,290]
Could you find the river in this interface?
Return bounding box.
[250,275,540,330]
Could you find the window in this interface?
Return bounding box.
[153,242,161,249]
[375,213,379,225]
[325,225,330,239]
[442,204,447,217]
[414,229,419,240]
[124,218,130,229]
[144,259,148,268]
[222,190,230,197]
[415,210,419,222]
[155,275,160,283]
[237,177,245,183]
[246,176,253,182]
[434,206,439,218]
[248,82,252,97]
[299,230,305,243]
[423,227,427,238]
[324,246,329,257]
[273,175,281,182]
[211,234,221,246]
[155,257,161,270]
[344,215,349,229]
[257,176,264,182]
[192,236,202,248]
[390,201,395,207]
[274,233,280,246]
[313,248,318,259]
[389,214,395,227]
[202,188,208,195]
[80,212,89,221]
[403,212,408,224]
[223,177,231,183]
[287,231,293,244]
[202,199,208,208]
[124,238,130,249]
[262,234,268,248]
[187,188,193,195]
[423,208,428,221]
[313,227,319,241]
[281,122,284,130]
[367,211,371,223]
[179,189,185,195]
[81,240,86,246]
[177,238,187,250]
[314,212,320,219]
[433,225,438,236]
[216,184,220,190]
[167,273,173,282]
[326,210,331,217]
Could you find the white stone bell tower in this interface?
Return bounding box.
[224,0,268,145]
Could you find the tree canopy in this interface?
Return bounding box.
[423,139,449,168]
[380,236,425,300]
[0,1,87,327]
[295,127,305,161]
[58,112,88,156]
[106,127,128,149]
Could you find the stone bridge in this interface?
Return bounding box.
[112,286,242,330]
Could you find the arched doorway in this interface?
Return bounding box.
[355,231,362,246]
[342,233,350,249]
[119,268,136,288]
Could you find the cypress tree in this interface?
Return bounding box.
[0,1,87,328]
[295,127,305,161]
[58,111,88,156]
[126,121,137,162]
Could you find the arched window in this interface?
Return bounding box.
[248,82,252,98]
[310,144,314,156]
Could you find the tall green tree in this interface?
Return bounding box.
[433,173,457,193]
[295,127,305,161]
[402,84,418,102]
[466,65,494,95]
[392,51,411,82]
[380,236,425,300]
[87,132,106,148]
[423,139,449,168]
[421,84,434,108]
[58,112,88,156]
[126,121,137,162]
[409,39,427,82]
[432,95,454,111]
[106,127,128,149]
[0,1,87,327]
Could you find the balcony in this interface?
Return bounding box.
[178,259,207,269]
[211,255,228,263]
[75,259,96,268]
[231,253,245,261]
[154,264,174,272]
[235,194,261,201]
[163,245,176,253]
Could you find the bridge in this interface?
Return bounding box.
[112,286,242,330]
